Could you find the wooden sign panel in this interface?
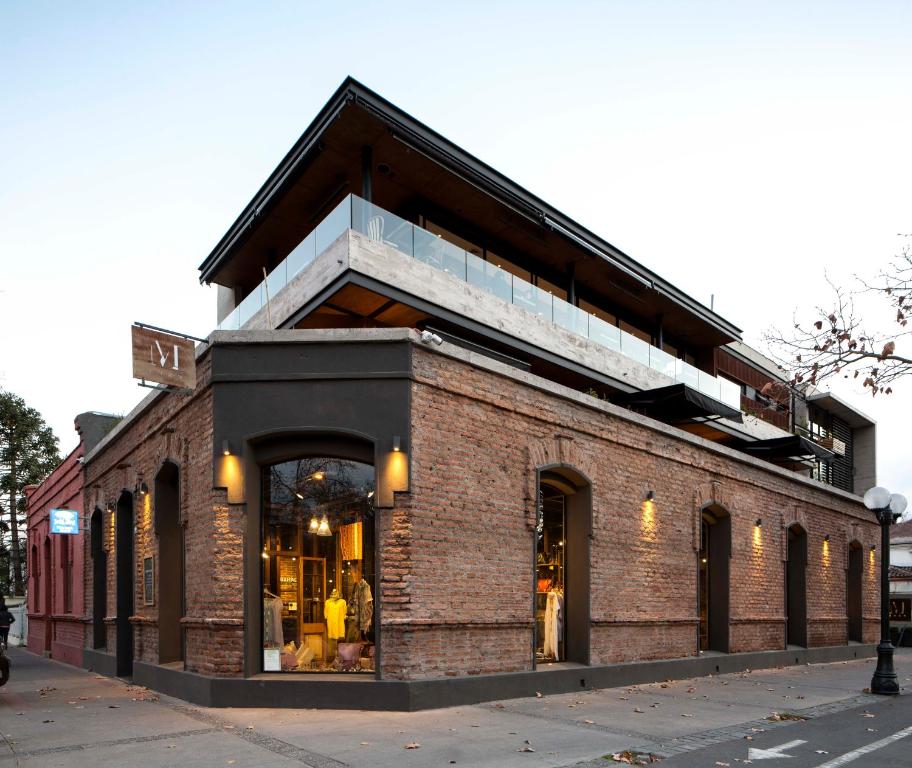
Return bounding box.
[132,325,196,389]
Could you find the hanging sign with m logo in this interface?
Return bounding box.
[131,324,198,390]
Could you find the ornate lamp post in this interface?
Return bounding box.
[863,486,908,695]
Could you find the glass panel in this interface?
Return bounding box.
[287,231,316,280]
[314,195,352,256]
[354,198,413,257]
[262,457,375,674]
[218,307,240,331]
[719,378,742,411]
[414,227,466,279]
[535,486,565,663]
[620,330,650,366]
[237,285,264,328]
[698,370,721,400]
[649,346,677,379]
[588,315,621,351]
[675,359,700,389]
[537,277,567,301]
[265,261,287,304]
[513,280,552,320]
[553,297,588,337]
[467,253,512,303]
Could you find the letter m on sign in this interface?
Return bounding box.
[131,325,197,389]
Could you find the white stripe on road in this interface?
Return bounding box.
[812,726,912,768]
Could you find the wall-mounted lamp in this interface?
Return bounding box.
[824,534,830,542]
[645,490,655,502]
[871,544,877,552]
[137,481,149,496]
[755,518,763,527]
[222,439,231,456]
[392,435,401,452]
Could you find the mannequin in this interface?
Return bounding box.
[324,588,347,662]
[346,563,374,642]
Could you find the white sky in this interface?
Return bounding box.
[1,2,910,502]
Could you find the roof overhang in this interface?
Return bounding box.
[612,383,743,424]
[198,77,742,347]
[807,391,876,429]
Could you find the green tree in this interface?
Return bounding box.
[0,392,60,595]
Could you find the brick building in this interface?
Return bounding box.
[25,412,119,665]
[82,80,881,709]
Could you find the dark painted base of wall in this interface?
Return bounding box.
[83,648,118,678]
[94,644,879,711]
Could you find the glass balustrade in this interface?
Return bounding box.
[216,193,743,414]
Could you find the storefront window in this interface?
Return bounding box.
[261,457,375,673]
[535,487,565,662]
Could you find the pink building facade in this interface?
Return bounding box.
[25,412,119,666]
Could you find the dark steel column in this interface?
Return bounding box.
[871,507,898,694]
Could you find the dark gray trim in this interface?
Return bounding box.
[116,643,875,711]
[198,77,742,342]
[83,648,118,677]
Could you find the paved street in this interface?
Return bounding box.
[0,648,908,767]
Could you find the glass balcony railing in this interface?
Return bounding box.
[218,194,743,413]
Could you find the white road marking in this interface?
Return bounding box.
[811,726,912,768]
[747,739,807,760]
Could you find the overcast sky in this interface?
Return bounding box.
[2,2,910,501]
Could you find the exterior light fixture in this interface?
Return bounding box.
[392,435,401,452]
[863,485,909,695]
[871,544,877,552]
[645,490,655,502]
[824,534,830,542]
[317,516,332,536]
[755,518,763,527]
[137,481,148,496]
[308,516,319,533]
[221,439,231,456]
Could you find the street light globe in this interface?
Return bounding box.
[864,486,892,511]
[889,493,908,518]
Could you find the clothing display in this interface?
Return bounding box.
[340,522,363,561]
[263,594,283,648]
[543,589,563,661]
[349,579,374,632]
[324,596,347,640]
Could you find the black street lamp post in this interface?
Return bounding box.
[863,486,907,696]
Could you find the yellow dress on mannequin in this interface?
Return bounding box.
[324,594,347,640]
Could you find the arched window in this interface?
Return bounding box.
[261,456,375,674]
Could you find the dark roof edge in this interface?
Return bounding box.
[198,77,742,341]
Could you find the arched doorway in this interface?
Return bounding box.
[91,509,107,649]
[155,462,184,664]
[847,541,863,642]
[786,525,808,647]
[698,506,730,653]
[535,467,591,666]
[115,491,134,677]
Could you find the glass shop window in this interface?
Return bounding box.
[535,488,565,663]
[261,457,375,674]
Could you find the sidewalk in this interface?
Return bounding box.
[0,647,908,767]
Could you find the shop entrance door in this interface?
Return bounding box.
[786,525,808,648]
[699,506,730,653]
[847,542,863,642]
[156,462,184,664]
[91,509,107,649]
[535,469,590,666]
[115,491,134,677]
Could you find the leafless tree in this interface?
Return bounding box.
[765,239,912,396]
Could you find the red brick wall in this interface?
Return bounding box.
[83,354,245,676]
[388,346,879,679]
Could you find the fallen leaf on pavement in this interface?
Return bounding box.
[633,707,643,713]
[535,692,543,698]
[517,746,535,752]
[681,713,694,717]
[583,719,594,724]
[404,742,421,749]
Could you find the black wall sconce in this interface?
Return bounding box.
[645,490,655,502]
[755,518,762,527]
[222,439,231,456]
[392,435,401,452]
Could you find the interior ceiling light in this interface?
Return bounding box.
[312,471,325,481]
[317,516,332,536]
[295,492,304,500]
[308,516,319,532]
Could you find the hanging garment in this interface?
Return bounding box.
[543,590,563,661]
[263,596,283,648]
[340,522,363,561]
[324,597,348,640]
[348,579,374,633]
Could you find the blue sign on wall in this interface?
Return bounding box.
[50,508,79,535]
